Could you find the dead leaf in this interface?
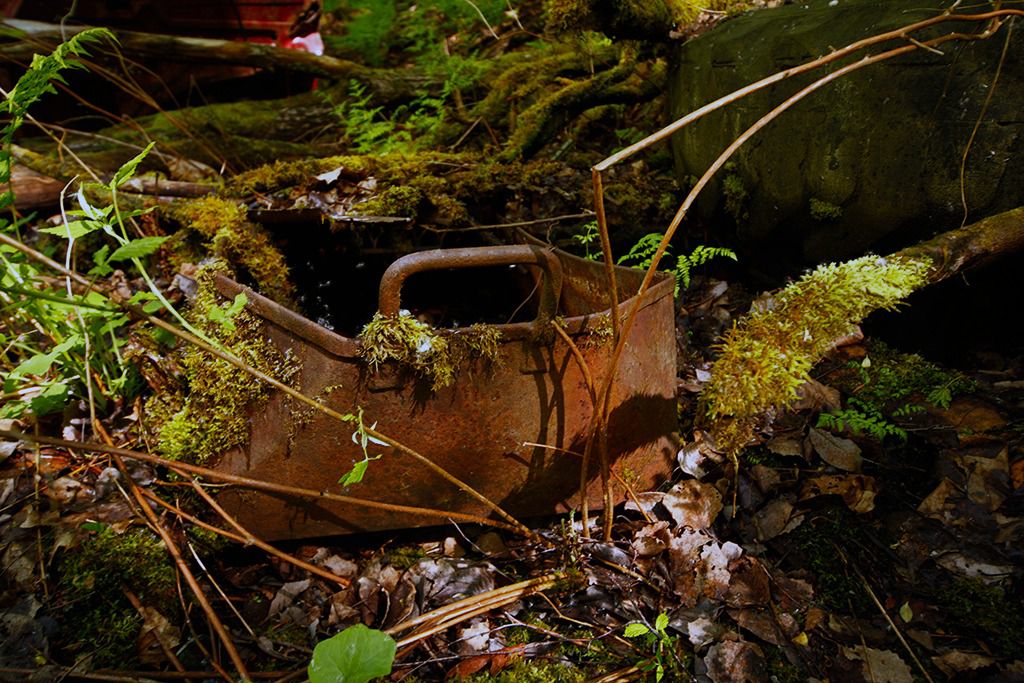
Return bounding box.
[773,576,814,613]
[753,498,794,541]
[701,540,744,600]
[931,650,996,677]
[793,379,841,412]
[749,464,782,494]
[800,474,877,512]
[662,480,723,529]
[136,606,181,666]
[729,608,798,645]
[269,579,311,618]
[959,446,1009,512]
[725,556,771,607]
[931,396,1005,441]
[704,640,768,683]
[766,435,803,459]
[808,428,863,472]
[804,607,827,631]
[687,616,722,648]
[842,645,913,683]
[917,478,960,521]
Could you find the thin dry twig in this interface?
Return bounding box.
[112,451,252,681]
[959,17,1014,227]
[0,429,526,535]
[122,587,188,674]
[184,478,351,587]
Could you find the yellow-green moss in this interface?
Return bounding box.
[359,312,501,391]
[148,262,299,463]
[809,198,843,221]
[170,196,294,305]
[701,255,930,453]
[355,185,423,218]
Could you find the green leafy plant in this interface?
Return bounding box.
[617,234,736,295]
[308,623,396,683]
[572,220,603,261]
[624,613,683,682]
[817,398,907,441]
[0,28,139,419]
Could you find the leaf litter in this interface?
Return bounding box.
[2,275,1023,682]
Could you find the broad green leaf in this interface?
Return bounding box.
[38,219,102,239]
[654,613,669,633]
[899,602,913,623]
[111,142,156,189]
[142,299,164,314]
[11,335,79,377]
[338,459,370,487]
[109,236,169,261]
[30,382,68,416]
[624,623,650,638]
[308,624,396,683]
[88,244,113,277]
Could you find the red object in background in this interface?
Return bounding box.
[0,1,316,44]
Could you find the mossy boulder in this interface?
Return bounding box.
[668,0,1024,272]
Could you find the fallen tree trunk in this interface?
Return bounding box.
[0,19,432,103]
[895,206,1024,284]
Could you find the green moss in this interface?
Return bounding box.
[786,507,874,613]
[149,262,299,463]
[359,312,501,391]
[701,255,929,453]
[845,340,976,411]
[809,198,843,221]
[355,185,424,218]
[57,526,177,667]
[386,545,427,570]
[463,659,585,682]
[939,578,1024,657]
[722,169,749,223]
[170,196,294,305]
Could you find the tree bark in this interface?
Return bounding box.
[894,206,1024,283]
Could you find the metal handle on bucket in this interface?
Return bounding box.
[378,245,563,330]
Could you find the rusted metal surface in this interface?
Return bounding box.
[212,241,678,539]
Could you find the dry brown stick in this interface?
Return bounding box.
[141,487,349,588]
[551,319,599,532]
[0,429,524,534]
[1,18,429,102]
[182,478,351,587]
[0,232,537,540]
[581,10,1021,500]
[385,573,565,637]
[391,573,564,652]
[122,587,188,674]
[112,453,251,681]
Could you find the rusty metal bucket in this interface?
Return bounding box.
[212,240,677,539]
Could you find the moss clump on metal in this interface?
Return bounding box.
[359,312,501,391]
[169,196,295,305]
[149,262,299,463]
[701,255,929,453]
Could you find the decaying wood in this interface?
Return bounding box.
[894,207,1024,283]
[7,165,65,209]
[0,19,432,103]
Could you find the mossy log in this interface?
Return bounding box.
[895,206,1024,285]
[0,19,432,103]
